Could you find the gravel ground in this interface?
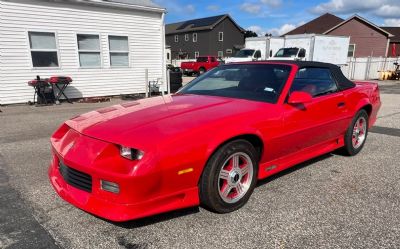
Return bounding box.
[0,81,399,249]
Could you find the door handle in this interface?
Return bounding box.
[337,102,346,108]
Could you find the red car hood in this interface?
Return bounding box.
[65,94,262,147]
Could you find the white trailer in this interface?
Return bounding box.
[245,37,285,60]
[225,37,284,63]
[271,34,350,65]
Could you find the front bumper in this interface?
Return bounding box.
[48,126,199,222]
[49,154,199,221]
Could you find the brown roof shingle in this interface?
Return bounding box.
[284,13,344,36]
[381,27,400,42]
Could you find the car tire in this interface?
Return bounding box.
[199,139,259,213]
[342,109,369,156]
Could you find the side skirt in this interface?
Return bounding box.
[257,136,344,180]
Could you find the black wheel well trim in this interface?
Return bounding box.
[359,104,372,117]
[198,134,264,185]
[360,104,372,117]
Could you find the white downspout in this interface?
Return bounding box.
[160,12,168,94]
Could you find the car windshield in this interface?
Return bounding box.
[178,64,292,103]
[274,48,299,58]
[234,49,255,58]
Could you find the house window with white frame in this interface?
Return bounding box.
[218,51,223,58]
[109,36,129,67]
[195,51,199,58]
[193,33,197,42]
[77,34,101,67]
[28,32,59,67]
[226,49,232,54]
[218,32,223,41]
[185,34,189,41]
[348,44,356,57]
[175,35,179,42]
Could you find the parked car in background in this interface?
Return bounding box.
[49,61,380,221]
[181,56,220,76]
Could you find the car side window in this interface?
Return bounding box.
[290,67,338,97]
[298,49,306,58]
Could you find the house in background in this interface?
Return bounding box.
[283,13,399,58]
[325,15,393,57]
[0,0,166,105]
[285,13,344,36]
[166,14,245,60]
[381,27,400,57]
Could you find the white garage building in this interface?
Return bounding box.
[0,0,166,104]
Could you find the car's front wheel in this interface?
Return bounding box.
[342,109,369,156]
[199,140,258,213]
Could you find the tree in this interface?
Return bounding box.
[244,30,258,38]
[264,33,272,37]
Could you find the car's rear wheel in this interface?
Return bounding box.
[342,109,369,156]
[199,140,258,213]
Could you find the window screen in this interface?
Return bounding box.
[77,34,101,67]
[109,36,129,67]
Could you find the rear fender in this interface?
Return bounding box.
[354,98,371,115]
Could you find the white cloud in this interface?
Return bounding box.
[207,5,220,11]
[311,0,382,14]
[247,25,264,34]
[247,23,298,36]
[260,0,282,8]
[384,19,400,26]
[375,5,400,18]
[240,3,262,14]
[267,23,297,36]
[185,4,195,13]
[311,0,400,17]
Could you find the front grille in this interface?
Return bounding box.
[59,161,92,193]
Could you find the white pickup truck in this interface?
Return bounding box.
[225,37,284,63]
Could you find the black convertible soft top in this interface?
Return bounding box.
[267,60,356,90]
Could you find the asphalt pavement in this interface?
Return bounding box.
[0,81,399,249]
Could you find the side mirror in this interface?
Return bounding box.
[288,91,312,104]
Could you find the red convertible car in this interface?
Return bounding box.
[49,61,381,221]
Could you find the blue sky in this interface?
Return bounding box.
[154,0,400,36]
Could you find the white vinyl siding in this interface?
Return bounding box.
[0,0,165,104]
[77,34,101,68]
[28,31,59,68]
